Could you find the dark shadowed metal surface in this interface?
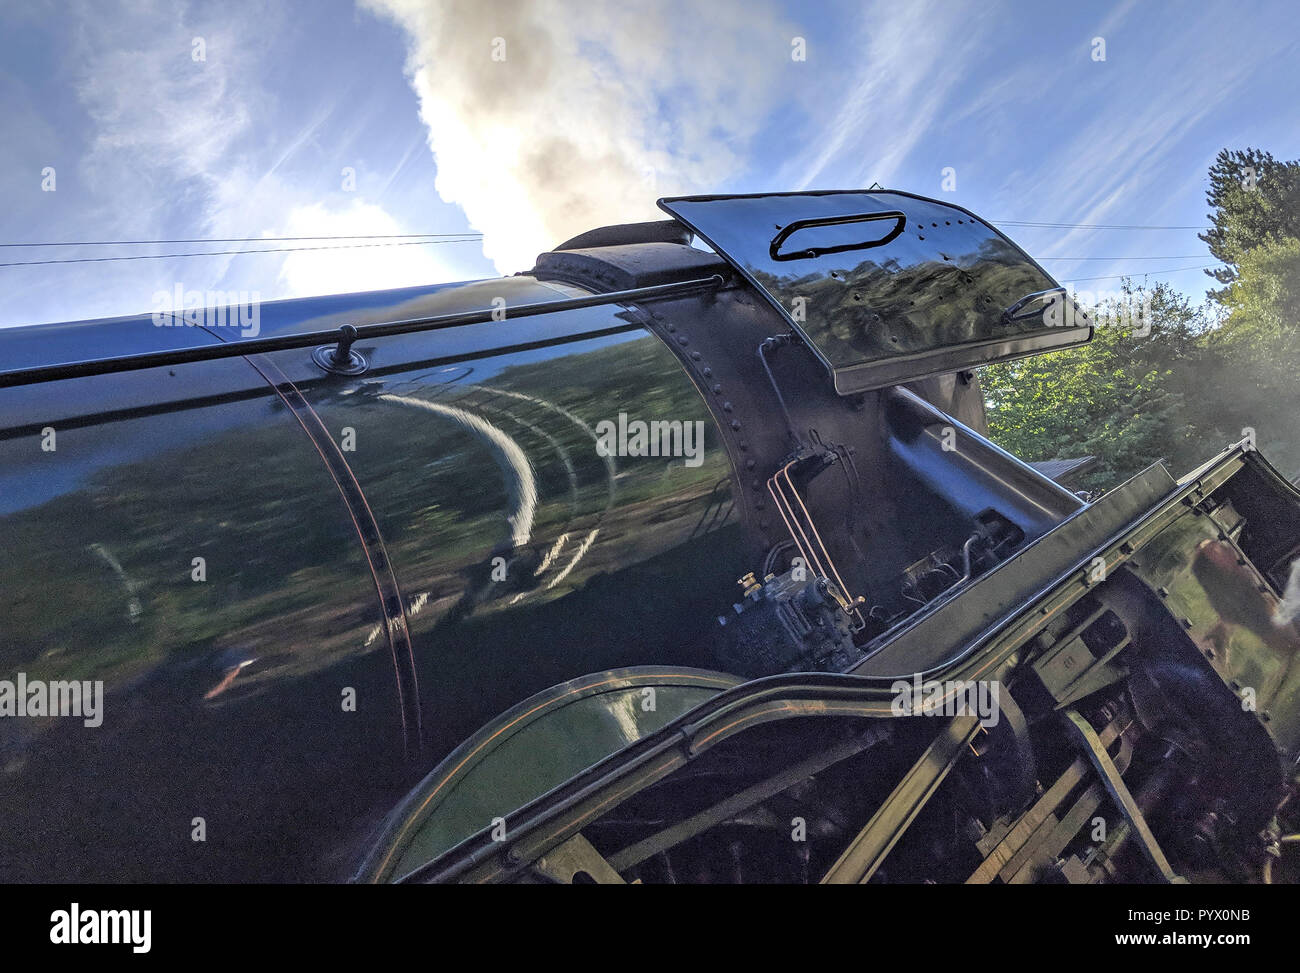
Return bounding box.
[0,272,746,881]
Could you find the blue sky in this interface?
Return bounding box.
[1,0,1296,328]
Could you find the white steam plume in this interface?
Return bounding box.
[362,0,792,272]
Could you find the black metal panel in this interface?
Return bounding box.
[659,190,1092,394]
[553,219,692,251]
[0,271,749,880]
[851,461,1178,677]
[0,275,723,389]
[0,380,412,881]
[534,242,728,291]
[289,327,748,767]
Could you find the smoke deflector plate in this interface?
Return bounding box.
[658,190,1092,395]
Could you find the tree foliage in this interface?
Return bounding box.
[1201,148,1300,299]
[983,147,1300,491]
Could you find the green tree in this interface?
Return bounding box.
[984,146,1300,488]
[982,283,1212,493]
[1201,148,1300,301]
[1198,149,1300,474]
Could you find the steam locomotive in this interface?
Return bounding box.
[2,190,1298,884]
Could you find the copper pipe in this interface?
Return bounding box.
[767,466,827,580]
[766,460,865,629]
[780,463,858,617]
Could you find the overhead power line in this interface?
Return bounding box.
[993,220,1209,231]
[1058,264,1216,283]
[1037,255,1207,261]
[0,220,1219,282]
[0,236,483,269]
[0,219,1210,250]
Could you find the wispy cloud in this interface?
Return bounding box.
[69,2,267,241]
[786,0,995,191]
[997,3,1295,287]
[0,0,476,326]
